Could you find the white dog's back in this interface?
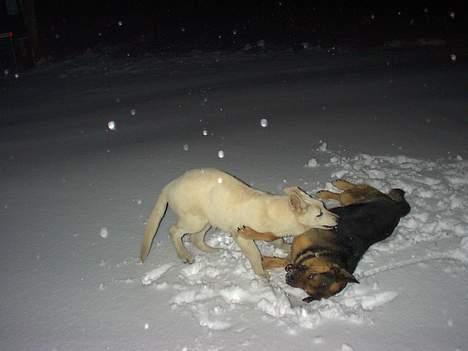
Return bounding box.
[166,168,270,232]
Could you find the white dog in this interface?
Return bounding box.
[140,168,337,276]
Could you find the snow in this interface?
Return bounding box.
[1,47,467,351]
[305,158,319,168]
[260,118,269,128]
[107,121,116,130]
[99,227,109,239]
[141,263,174,286]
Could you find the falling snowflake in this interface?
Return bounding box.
[107,121,116,130]
[99,227,109,239]
[218,150,225,158]
[260,118,268,128]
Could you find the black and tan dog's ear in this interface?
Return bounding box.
[302,296,316,303]
[331,265,359,284]
[284,186,309,213]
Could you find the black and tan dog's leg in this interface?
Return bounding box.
[262,256,288,270]
[334,179,384,205]
[318,180,370,206]
[332,179,357,190]
[316,189,341,202]
[237,226,280,242]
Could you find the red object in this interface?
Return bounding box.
[9,32,13,38]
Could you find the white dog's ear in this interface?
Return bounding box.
[283,186,312,198]
[284,187,309,213]
[283,186,305,196]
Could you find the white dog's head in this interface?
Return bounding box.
[284,186,338,229]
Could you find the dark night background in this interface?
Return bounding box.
[1,0,467,65]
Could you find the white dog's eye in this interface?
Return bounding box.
[316,209,323,218]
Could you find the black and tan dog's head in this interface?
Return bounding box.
[285,259,359,302]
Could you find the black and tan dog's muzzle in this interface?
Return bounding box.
[285,264,306,286]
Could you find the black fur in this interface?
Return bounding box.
[330,191,411,273]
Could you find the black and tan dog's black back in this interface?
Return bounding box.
[238,179,411,302]
[330,187,410,273]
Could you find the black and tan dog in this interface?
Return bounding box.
[238,179,411,302]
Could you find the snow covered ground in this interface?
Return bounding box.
[1,47,467,351]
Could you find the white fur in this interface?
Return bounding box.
[141,168,337,276]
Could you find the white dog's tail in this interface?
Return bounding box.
[140,188,169,262]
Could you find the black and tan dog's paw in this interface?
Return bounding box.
[236,225,253,239]
[332,179,356,190]
[316,189,340,201]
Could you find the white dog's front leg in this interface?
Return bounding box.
[232,235,266,277]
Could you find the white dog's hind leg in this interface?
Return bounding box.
[232,235,266,277]
[169,224,194,264]
[191,224,218,253]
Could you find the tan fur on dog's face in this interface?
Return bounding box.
[285,263,354,301]
[285,187,338,229]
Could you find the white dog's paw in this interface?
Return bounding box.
[180,255,194,264]
[256,270,270,280]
